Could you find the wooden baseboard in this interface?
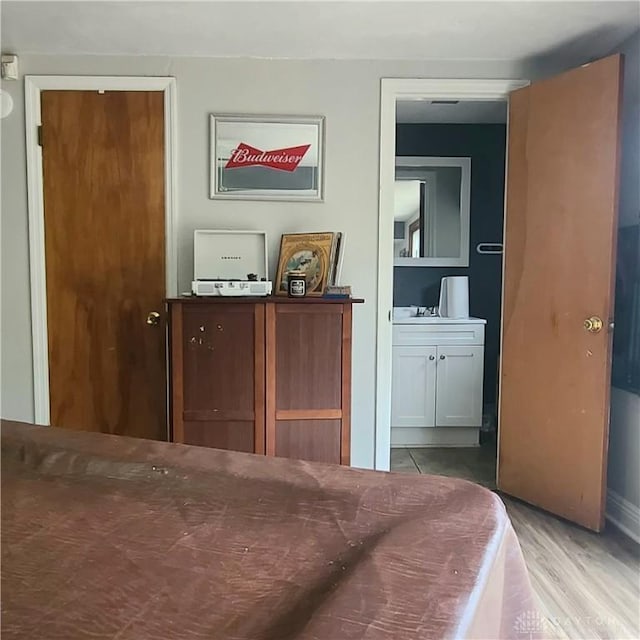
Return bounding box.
[606,489,640,544]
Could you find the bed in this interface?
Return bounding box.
[1,420,539,639]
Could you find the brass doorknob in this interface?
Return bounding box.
[146,311,161,326]
[584,316,603,333]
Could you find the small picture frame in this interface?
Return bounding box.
[210,114,325,201]
[275,232,337,296]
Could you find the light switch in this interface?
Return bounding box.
[1,54,18,80]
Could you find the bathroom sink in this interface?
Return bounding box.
[395,316,487,325]
[392,307,486,324]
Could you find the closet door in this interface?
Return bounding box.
[41,90,166,440]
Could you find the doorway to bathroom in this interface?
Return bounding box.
[388,98,509,489]
[376,60,624,532]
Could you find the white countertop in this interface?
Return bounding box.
[393,307,486,325]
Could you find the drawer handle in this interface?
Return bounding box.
[429,355,435,361]
[440,355,445,360]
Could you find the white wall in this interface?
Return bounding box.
[606,30,640,539]
[608,389,640,504]
[0,53,571,468]
[607,389,640,541]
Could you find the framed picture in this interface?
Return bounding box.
[210,114,325,201]
[275,232,337,296]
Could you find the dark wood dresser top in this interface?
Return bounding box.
[166,296,364,305]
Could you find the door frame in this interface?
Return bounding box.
[25,75,178,426]
[375,78,528,470]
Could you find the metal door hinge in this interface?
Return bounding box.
[37,124,43,147]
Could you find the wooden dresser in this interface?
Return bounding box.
[167,297,362,465]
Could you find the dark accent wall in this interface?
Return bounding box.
[612,223,640,393]
[395,123,506,406]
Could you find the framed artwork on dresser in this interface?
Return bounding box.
[275,232,335,296]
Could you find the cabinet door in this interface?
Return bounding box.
[174,303,265,453]
[435,345,484,427]
[268,303,349,465]
[391,346,437,427]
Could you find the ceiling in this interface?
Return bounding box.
[396,100,507,124]
[1,1,639,61]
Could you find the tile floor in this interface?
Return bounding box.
[390,445,497,488]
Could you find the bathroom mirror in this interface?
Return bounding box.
[394,156,471,267]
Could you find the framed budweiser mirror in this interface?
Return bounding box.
[210,114,325,201]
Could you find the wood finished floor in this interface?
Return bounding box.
[391,447,640,640]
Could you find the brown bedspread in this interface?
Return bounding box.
[1,421,539,639]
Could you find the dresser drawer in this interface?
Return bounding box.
[392,323,485,346]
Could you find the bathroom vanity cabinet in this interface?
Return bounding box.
[391,314,485,447]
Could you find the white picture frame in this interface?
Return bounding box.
[394,156,471,268]
[210,114,325,201]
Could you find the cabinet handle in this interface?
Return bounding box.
[429,355,435,361]
[439,355,445,360]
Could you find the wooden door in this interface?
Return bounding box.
[435,346,483,427]
[391,346,437,427]
[41,90,166,440]
[499,55,622,530]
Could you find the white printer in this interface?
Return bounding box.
[191,230,273,297]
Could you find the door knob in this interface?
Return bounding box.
[146,311,161,326]
[584,316,603,333]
